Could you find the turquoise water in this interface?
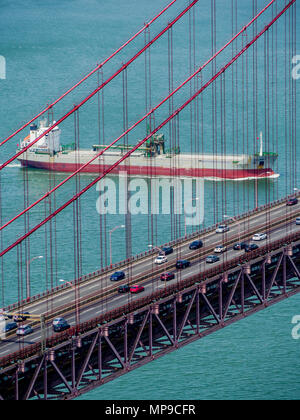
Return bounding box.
[0,0,299,400]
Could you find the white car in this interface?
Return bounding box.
[216,225,230,234]
[252,233,267,241]
[214,245,227,254]
[154,255,168,265]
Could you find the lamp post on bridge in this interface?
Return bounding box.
[148,244,165,255]
[109,225,125,267]
[26,255,44,300]
[59,279,75,289]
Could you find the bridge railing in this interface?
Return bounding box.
[1,228,299,369]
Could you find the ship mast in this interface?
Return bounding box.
[259,131,263,157]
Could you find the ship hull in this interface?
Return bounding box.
[18,156,279,181]
[18,123,279,181]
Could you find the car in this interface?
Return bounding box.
[160,272,175,282]
[214,245,227,254]
[160,246,174,256]
[53,319,70,333]
[110,271,125,282]
[252,233,267,241]
[189,240,203,250]
[154,255,168,265]
[216,225,230,234]
[1,310,12,320]
[176,260,191,269]
[287,197,298,206]
[206,255,220,264]
[296,217,300,225]
[233,242,248,251]
[118,284,130,293]
[52,317,68,326]
[13,312,30,322]
[0,321,18,334]
[244,243,259,253]
[16,325,33,336]
[130,285,145,294]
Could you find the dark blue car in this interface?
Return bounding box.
[52,318,70,333]
[110,271,125,282]
[233,242,248,251]
[118,285,130,293]
[176,260,191,269]
[244,244,259,253]
[160,246,174,256]
[287,197,298,206]
[206,255,220,264]
[189,240,203,250]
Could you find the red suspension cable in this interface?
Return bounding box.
[0,0,179,148]
[0,0,294,259]
[0,0,277,234]
[0,0,200,169]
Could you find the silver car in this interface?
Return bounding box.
[154,255,168,265]
[216,225,230,234]
[16,325,33,336]
[252,233,267,241]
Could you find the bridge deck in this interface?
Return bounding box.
[0,195,299,365]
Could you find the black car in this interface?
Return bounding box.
[53,322,70,333]
[110,271,125,282]
[13,312,30,322]
[160,272,175,281]
[176,260,191,269]
[287,197,298,206]
[160,246,174,256]
[244,244,259,253]
[53,318,70,333]
[189,240,203,250]
[118,284,130,293]
[233,242,248,251]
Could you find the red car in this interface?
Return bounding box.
[130,285,145,294]
[287,198,298,206]
[160,272,175,282]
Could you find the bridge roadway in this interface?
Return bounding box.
[0,198,299,358]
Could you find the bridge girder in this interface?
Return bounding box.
[0,242,299,400]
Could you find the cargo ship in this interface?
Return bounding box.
[17,120,279,181]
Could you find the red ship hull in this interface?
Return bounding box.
[20,160,278,180]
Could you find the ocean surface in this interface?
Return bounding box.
[0,0,299,400]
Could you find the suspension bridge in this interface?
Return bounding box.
[0,0,298,400]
